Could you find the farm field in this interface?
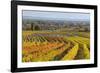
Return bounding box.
[22,31,90,62]
[22,10,90,62]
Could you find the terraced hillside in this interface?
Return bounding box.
[22,31,90,62]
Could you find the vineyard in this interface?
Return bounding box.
[22,31,90,62]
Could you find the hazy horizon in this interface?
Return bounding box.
[22,10,90,22]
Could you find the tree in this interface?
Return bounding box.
[31,23,34,30]
[34,25,40,30]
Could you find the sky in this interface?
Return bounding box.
[22,10,90,21]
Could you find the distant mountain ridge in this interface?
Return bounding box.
[23,16,90,22]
